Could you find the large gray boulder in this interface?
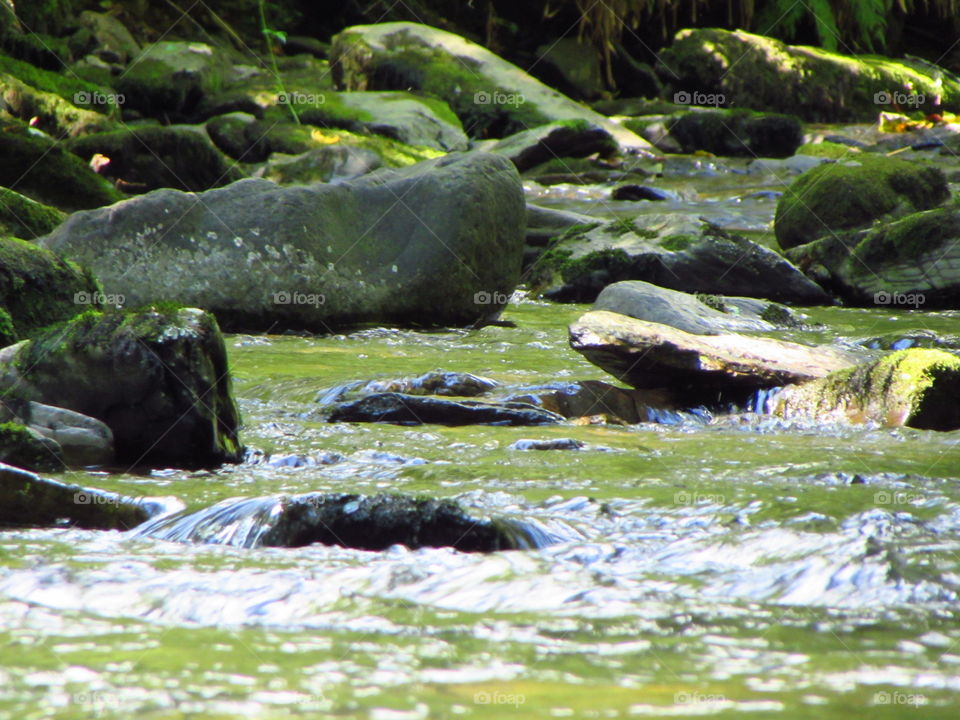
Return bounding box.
[40,152,526,331]
[330,22,652,150]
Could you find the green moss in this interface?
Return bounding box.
[606,217,656,238]
[0,188,65,239]
[848,206,959,267]
[0,53,113,113]
[0,307,16,347]
[560,248,633,284]
[774,154,949,250]
[795,141,859,158]
[0,421,60,472]
[659,233,695,251]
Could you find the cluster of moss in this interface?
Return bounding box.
[0,421,61,472]
[0,188,66,239]
[0,53,112,113]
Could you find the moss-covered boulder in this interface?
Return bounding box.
[67,126,244,193]
[538,217,829,305]
[774,155,949,251]
[0,421,62,472]
[663,110,803,158]
[0,235,100,341]
[298,90,469,152]
[0,462,181,530]
[40,153,525,332]
[260,145,383,184]
[784,205,960,308]
[772,349,960,430]
[656,28,960,122]
[263,124,442,170]
[117,41,229,120]
[0,307,243,469]
[205,112,272,163]
[329,21,651,149]
[0,400,114,468]
[0,119,124,210]
[0,188,65,239]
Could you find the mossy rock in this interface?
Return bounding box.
[67,126,244,193]
[774,155,949,251]
[0,52,117,113]
[773,349,960,430]
[667,110,803,158]
[0,27,71,70]
[795,141,860,159]
[0,188,65,239]
[0,119,124,211]
[657,28,960,122]
[0,235,100,340]
[205,112,271,163]
[0,421,61,472]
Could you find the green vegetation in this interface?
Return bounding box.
[0,422,61,472]
[0,188,66,239]
[795,141,859,158]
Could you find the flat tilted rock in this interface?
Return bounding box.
[569,310,857,392]
[327,392,563,426]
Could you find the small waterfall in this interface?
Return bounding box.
[749,386,784,414]
[133,496,285,548]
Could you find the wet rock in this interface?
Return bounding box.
[258,144,383,184]
[75,10,140,64]
[0,307,242,469]
[525,204,598,247]
[327,393,563,426]
[659,110,803,157]
[503,380,683,424]
[317,370,498,405]
[488,120,618,172]
[0,401,114,468]
[0,461,181,530]
[299,90,468,152]
[0,188,64,239]
[509,438,584,451]
[783,206,960,309]
[0,235,100,342]
[0,119,123,210]
[772,349,960,430]
[858,330,960,352]
[67,126,244,193]
[569,310,857,394]
[532,37,603,101]
[40,152,525,332]
[205,112,271,163]
[135,492,556,551]
[611,185,671,202]
[657,28,960,122]
[329,22,651,150]
[774,155,949,251]
[541,218,829,304]
[0,421,61,472]
[592,280,798,335]
[117,41,229,120]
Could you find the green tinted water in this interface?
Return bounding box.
[2,300,959,719]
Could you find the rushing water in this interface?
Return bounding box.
[3,153,960,718]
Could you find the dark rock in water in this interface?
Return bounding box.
[772,349,960,430]
[0,235,101,342]
[0,307,242,469]
[508,438,584,451]
[0,421,62,472]
[858,330,960,352]
[611,185,670,202]
[135,492,559,552]
[665,110,803,157]
[541,219,829,305]
[489,121,618,172]
[569,310,857,394]
[503,380,683,424]
[592,280,786,335]
[39,152,525,332]
[0,462,181,530]
[67,126,244,193]
[774,155,948,251]
[327,392,563,426]
[317,370,498,405]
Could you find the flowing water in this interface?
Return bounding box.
[2,150,960,719]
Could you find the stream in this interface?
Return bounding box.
[2,143,960,718]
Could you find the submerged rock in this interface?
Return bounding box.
[772,349,960,430]
[135,492,558,552]
[774,155,948,251]
[0,307,242,468]
[329,21,651,150]
[40,152,525,332]
[327,392,563,426]
[569,310,857,394]
[657,28,960,122]
[508,438,584,451]
[317,370,498,405]
[0,462,181,530]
